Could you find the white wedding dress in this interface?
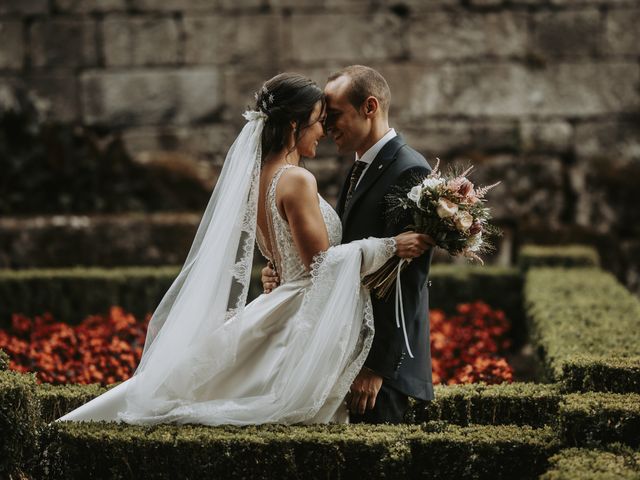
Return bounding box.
[56,159,397,426]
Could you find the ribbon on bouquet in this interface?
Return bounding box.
[395,258,414,359]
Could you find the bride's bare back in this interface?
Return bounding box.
[257,164,330,270]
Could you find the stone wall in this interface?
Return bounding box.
[1,0,639,291]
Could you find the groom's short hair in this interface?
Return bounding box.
[328,65,391,114]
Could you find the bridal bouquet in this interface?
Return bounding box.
[363,159,500,300]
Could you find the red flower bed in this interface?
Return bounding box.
[0,307,149,385]
[1,301,513,386]
[430,301,513,385]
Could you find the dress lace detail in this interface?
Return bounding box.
[259,164,342,283]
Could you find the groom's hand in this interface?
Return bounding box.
[394,232,435,259]
[348,367,383,415]
[261,262,279,294]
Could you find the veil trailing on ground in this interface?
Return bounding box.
[119,111,266,419]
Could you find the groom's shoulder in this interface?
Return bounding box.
[394,137,431,173]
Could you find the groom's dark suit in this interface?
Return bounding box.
[336,134,434,423]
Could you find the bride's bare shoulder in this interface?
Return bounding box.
[278,166,318,198]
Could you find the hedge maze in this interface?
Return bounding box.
[1,246,639,479]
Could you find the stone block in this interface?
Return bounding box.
[0,21,24,70]
[25,73,79,122]
[218,0,266,9]
[531,9,603,57]
[53,0,127,13]
[605,8,640,55]
[30,19,97,68]
[0,213,201,268]
[570,154,640,233]
[103,16,180,66]
[389,0,459,9]
[574,120,640,161]
[0,0,48,15]
[130,0,219,12]
[520,120,573,153]
[121,124,238,165]
[550,0,635,5]
[184,14,282,66]
[408,11,528,61]
[469,0,504,5]
[290,13,405,62]
[222,66,283,121]
[81,68,222,126]
[397,119,520,158]
[446,154,565,225]
[385,62,639,118]
[0,74,78,122]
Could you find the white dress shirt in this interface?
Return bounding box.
[354,128,397,189]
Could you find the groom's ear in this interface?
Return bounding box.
[363,96,379,117]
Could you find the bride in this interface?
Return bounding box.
[56,73,429,426]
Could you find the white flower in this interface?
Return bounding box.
[407,185,422,205]
[422,176,444,189]
[467,233,483,252]
[454,211,473,232]
[436,198,458,218]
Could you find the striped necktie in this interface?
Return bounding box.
[345,160,368,207]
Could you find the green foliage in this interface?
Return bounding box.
[524,267,640,391]
[0,266,180,327]
[37,381,115,424]
[35,421,558,480]
[561,355,640,394]
[519,245,600,270]
[559,393,640,448]
[0,369,41,479]
[541,446,640,480]
[0,348,8,370]
[409,382,561,427]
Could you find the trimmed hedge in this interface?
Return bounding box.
[525,267,640,391]
[0,348,8,370]
[561,355,640,394]
[559,393,640,448]
[0,369,41,479]
[39,381,560,428]
[541,446,640,479]
[36,421,559,480]
[37,381,116,424]
[0,266,179,327]
[519,245,600,270]
[0,265,523,331]
[408,382,560,427]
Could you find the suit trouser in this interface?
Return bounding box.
[349,382,409,424]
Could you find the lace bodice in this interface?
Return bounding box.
[256,165,342,283]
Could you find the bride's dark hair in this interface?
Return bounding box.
[254,73,325,157]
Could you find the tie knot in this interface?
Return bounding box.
[353,160,367,172]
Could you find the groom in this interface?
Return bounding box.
[263,65,434,423]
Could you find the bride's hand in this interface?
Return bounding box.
[261,261,279,294]
[394,231,435,259]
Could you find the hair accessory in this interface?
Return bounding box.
[254,84,276,114]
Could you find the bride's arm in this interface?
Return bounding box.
[278,167,433,273]
[278,167,330,270]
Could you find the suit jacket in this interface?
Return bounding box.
[336,134,434,401]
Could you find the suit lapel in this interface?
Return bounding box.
[342,135,406,229]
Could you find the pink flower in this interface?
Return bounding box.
[469,221,483,235]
